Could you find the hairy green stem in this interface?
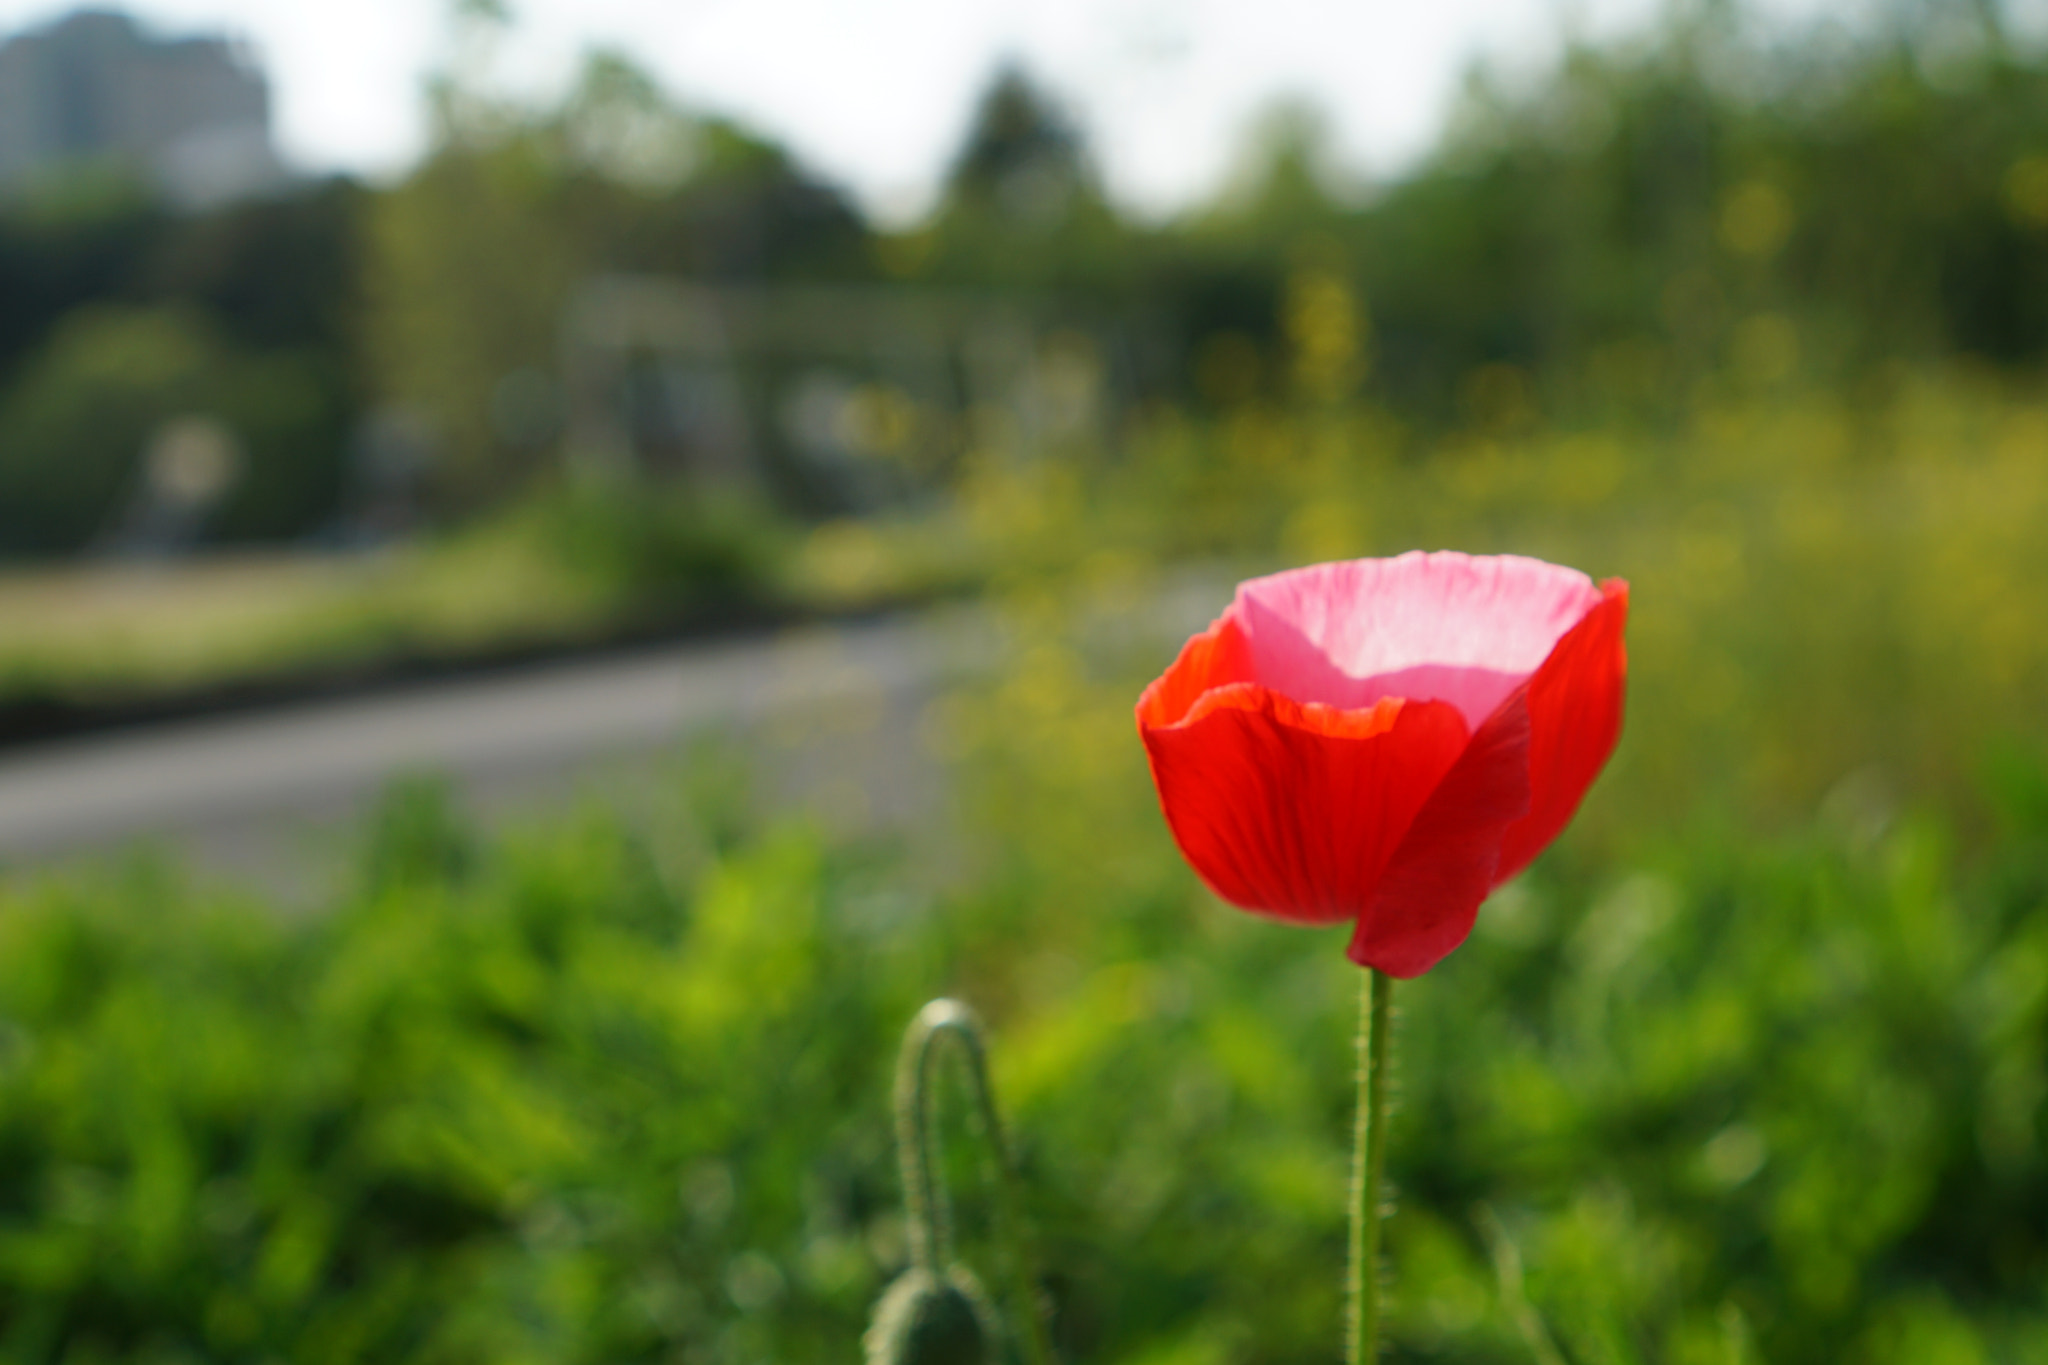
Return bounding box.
[893,1003,947,1273]
[1347,969,1394,1365]
[894,999,1056,1365]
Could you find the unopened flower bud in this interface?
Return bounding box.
[864,1265,1004,1365]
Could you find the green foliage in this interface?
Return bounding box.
[0,783,928,1362]
[361,135,579,505]
[0,306,343,556]
[0,171,164,390]
[1061,10,2048,419]
[0,178,363,548]
[525,477,791,607]
[139,178,367,360]
[0,306,209,553]
[907,64,1130,294]
[363,47,866,507]
[0,718,2041,1361]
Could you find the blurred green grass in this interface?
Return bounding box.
[0,481,802,708]
[0,729,2041,1362]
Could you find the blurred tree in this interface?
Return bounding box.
[943,63,1092,224]
[0,306,212,555]
[0,170,363,554]
[363,35,865,510]
[558,54,864,282]
[140,177,366,356]
[1203,99,1362,243]
[1159,101,1369,408]
[0,171,163,392]
[919,64,1129,293]
[15,0,2048,552]
[0,306,341,556]
[1330,9,2048,416]
[363,131,578,506]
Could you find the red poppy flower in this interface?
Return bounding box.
[1136,552,1628,977]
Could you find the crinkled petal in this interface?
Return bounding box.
[1135,610,1256,729]
[1491,580,1629,885]
[1140,688,1471,926]
[1348,691,1533,976]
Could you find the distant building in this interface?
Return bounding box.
[0,8,288,209]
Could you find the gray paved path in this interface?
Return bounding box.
[0,610,986,891]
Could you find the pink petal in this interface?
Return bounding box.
[1233,551,1606,727]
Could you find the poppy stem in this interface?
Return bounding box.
[1347,968,1395,1365]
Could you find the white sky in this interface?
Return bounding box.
[0,0,1859,224]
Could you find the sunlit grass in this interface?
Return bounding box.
[0,483,788,705]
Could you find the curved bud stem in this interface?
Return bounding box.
[893,998,1056,1365]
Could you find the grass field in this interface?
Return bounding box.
[0,485,806,710]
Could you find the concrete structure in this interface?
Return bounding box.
[0,8,287,209]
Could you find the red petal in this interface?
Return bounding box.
[1140,689,1470,926]
[1490,580,1629,885]
[1348,691,1533,977]
[1136,611,1257,729]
